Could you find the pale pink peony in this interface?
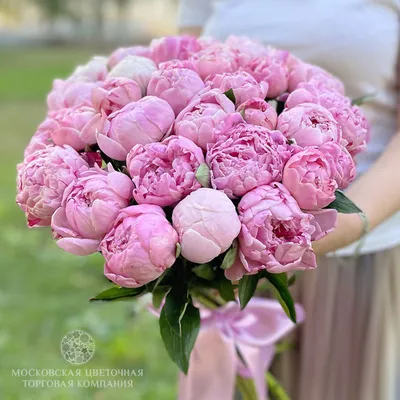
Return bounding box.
[277,103,341,147]
[150,35,202,65]
[97,96,175,161]
[225,36,269,67]
[282,148,337,210]
[24,119,56,157]
[238,183,317,274]
[108,46,152,69]
[320,142,356,190]
[70,56,108,82]
[108,56,157,95]
[236,98,278,129]
[208,71,269,106]
[16,146,89,227]
[158,59,198,72]
[47,79,98,112]
[127,136,204,207]
[190,43,239,80]
[100,205,178,288]
[147,68,205,115]
[244,49,290,98]
[206,124,290,198]
[49,106,98,151]
[172,188,241,264]
[92,78,142,115]
[174,88,244,150]
[51,165,133,256]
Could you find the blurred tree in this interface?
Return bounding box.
[32,0,74,33]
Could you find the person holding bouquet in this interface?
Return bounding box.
[178,1,400,399]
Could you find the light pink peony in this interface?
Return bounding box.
[244,49,290,98]
[108,46,153,69]
[100,205,178,288]
[147,68,205,115]
[150,35,202,65]
[282,148,337,210]
[208,71,269,106]
[92,78,142,115]
[127,136,204,207]
[108,56,157,95]
[277,103,341,147]
[51,165,133,256]
[236,98,278,129]
[49,106,98,151]
[172,188,241,264]
[238,183,317,274]
[190,43,239,80]
[70,56,108,82]
[320,142,356,190]
[97,96,175,161]
[225,36,269,67]
[47,79,98,112]
[206,124,290,198]
[158,59,198,72]
[16,146,89,227]
[24,119,56,157]
[174,88,243,150]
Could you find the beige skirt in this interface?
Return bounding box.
[273,245,400,400]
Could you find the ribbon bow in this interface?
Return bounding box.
[178,298,305,400]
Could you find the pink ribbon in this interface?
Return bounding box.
[178,298,305,400]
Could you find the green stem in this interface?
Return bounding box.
[236,375,258,400]
[266,372,290,400]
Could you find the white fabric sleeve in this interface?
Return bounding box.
[177,0,213,27]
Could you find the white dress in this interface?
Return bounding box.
[178,1,400,399]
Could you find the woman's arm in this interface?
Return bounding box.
[177,0,213,37]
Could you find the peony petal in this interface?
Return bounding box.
[57,237,100,256]
[97,132,127,161]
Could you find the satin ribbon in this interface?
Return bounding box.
[178,298,305,400]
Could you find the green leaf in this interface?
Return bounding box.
[220,241,238,270]
[195,163,211,188]
[264,272,296,323]
[351,93,375,106]
[152,287,169,309]
[90,286,145,302]
[325,190,362,214]
[175,243,182,258]
[160,299,200,374]
[239,106,246,118]
[238,274,259,309]
[192,264,215,280]
[162,284,189,335]
[217,276,236,302]
[224,88,236,104]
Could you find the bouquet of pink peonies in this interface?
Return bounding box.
[16,35,369,399]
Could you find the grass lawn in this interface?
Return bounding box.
[0,47,177,400]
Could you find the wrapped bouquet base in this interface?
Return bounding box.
[16,34,369,399]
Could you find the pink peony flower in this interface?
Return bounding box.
[127,136,204,207]
[16,146,89,227]
[92,78,142,115]
[108,46,152,69]
[150,35,202,65]
[277,103,341,147]
[24,119,56,157]
[238,183,317,274]
[320,142,356,190]
[206,124,290,198]
[70,56,108,82]
[225,36,269,67]
[49,106,98,151]
[47,79,98,112]
[108,56,157,95]
[244,49,290,98]
[174,88,244,151]
[51,165,133,256]
[97,96,175,161]
[190,43,239,80]
[172,188,241,264]
[282,148,337,210]
[100,205,178,288]
[208,71,269,106]
[236,98,278,129]
[309,209,338,242]
[158,59,198,72]
[147,68,205,115]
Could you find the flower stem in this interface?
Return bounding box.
[236,375,258,400]
[266,372,290,400]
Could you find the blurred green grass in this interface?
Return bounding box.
[0,47,177,400]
